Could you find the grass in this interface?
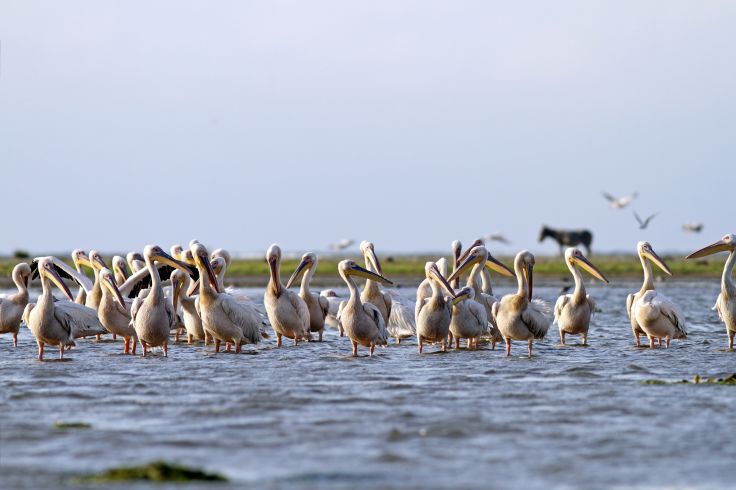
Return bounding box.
[80,460,227,483]
[0,253,728,285]
[642,374,736,385]
[53,421,92,430]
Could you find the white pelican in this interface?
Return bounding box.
[416,257,449,320]
[602,191,638,209]
[359,241,392,324]
[553,248,609,345]
[386,291,416,343]
[447,245,515,349]
[320,289,343,329]
[170,244,184,260]
[264,244,310,346]
[286,253,329,341]
[337,259,393,356]
[492,251,552,358]
[171,269,205,344]
[71,249,91,304]
[450,239,465,289]
[130,245,192,357]
[84,250,108,311]
[192,243,261,352]
[26,258,106,360]
[626,241,686,348]
[0,263,32,347]
[112,256,131,286]
[126,252,145,273]
[211,248,231,266]
[97,267,137,354]
[416,261,460,353]
[448,286,484,350]
[686,234,736,350]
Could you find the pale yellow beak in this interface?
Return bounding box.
[365,246,383,275]
[485,254,515,278]
[348,263,393,285]
[103,274,126,308]
[643,247,672,276]
[686,239,732,259]
[429,263,457,299]
[452,287,472,305]
[447,252,481,283]
[573,255,609,284]
[286,258,311,289]
[46,266,74,301]
[172,276,181,312]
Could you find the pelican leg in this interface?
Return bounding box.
[318,330,323,342]
[226,343,232,353]
[442,337,448,352]
[527,339,533,358]
[12,332,17,348]
[397,337,401,345]
[491,340,496,350]
[112,333,117,341]
[141,341,148,357]
[369,343,375,357]
[560,330,566,345]
[37,341,44,360]
[582,334,588,346]
[96,334,102,342]
[124,337,130,354]
[665,337,671,349]
[648,336,655,349]
[131,338,137,355]
[448,332,454,347]
[175,329,181,343]
[418,336,423,354]
[351,340,358,357]
[188,334,193,344]
[455,337,460,350]
[59,343,64,359]
[729,332,734,351]
[657,337,662,347]
[162,340,168,357]
[505,339,511,357]
[235,341,242,354]
[277,334,282,348]
[635,333,641,347]
[214,339,221,353]
[293,336,298,346]
[205,332,211,345]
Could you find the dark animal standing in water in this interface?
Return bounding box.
[539,226,593,256]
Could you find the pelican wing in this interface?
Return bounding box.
[31,256,93,294]
[714,294,725,321]
[491,301,500,328]
[54,301,106,338]
[521,299,552,339]
[652,293,687,338]
[625,293,635,320]
[363,301,388,342]
[129,295,145,325]
[318,294,330,320]
[387,292,416,337]
[553,294,571,325]
[469,301,489,333]
[286,291,310,332]
[22,302,36,326]
[220,295,262,344]
[586,295,597,317]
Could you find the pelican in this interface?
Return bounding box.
[170,244,184,260]
[602,191,638,209]
[448,286,485,350]
[626,241,686,348]
[416,261,460,353]
[112,256,131,286]
[0,263,32,347]
[359,241,392,324]
[686,234,736,350]
[127,252,145,273]
[337,259,393,356]
[491,251,552,358]
[130,245,192,357]
[286,253,329,341]
[97,267,137,354]
[71,249,91,304]
[320,289,343,328]
[171,269,205,343]
[553,248,609,345]
[26,257,106,360]
[447,245,515,349]
[193,243,261,352]
[416,257,449,320]
[386,291,416,343]
[211,248,231,266]
[264,244,310,346]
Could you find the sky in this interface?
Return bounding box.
[1,1,734,257]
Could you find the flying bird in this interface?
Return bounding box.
[602,191,638,209]
[633,211,658,230]
[683,223,704,233]
[484,233,510,244]
[329,239,354,251]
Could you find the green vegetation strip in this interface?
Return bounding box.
[80,460,227,483]
[642,374,736,385]
[53,421,91,429]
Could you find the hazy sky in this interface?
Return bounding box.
[1,1,734,257]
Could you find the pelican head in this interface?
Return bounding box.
[144,244,193,277]
[190,242,220,293]
[286,252,317,289]
[180,249,195,265]
[456,238,485,265]
[515,250,536,301]
[424,261,456,298]
[111,256,130,281]
[170,244,184,260]
[686,233,736,259]
[211,257,226,276]
[452,286,474,305]
[37,257,74,301]
[565,247,609,283]
[99,267,126,308]
[359,241,382,274]
[89,250,108,271]
[448,245,515,283]
[171,269,189,313]
[338,259,393,285]
[126,251,145,272]
[72,249,92,269]
[13,262,32,288]
[211,248,232,267]
[451,240,462,263]
[637,241,672,276]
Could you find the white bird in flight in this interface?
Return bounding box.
[602,191,638,209]
[682,223,704,233]
[329,239,354,251]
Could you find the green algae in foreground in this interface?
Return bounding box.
[53,421,91,430]
[80,460,227,483]
[642,374,736,385]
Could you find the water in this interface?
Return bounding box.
[1,281,734,490]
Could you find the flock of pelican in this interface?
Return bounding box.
[0,234,734,360]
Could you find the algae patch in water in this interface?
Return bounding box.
[53,421,91,429]
[642,374,736,385]
[81,460,227,483]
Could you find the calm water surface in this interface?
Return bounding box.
[0,281,734,489]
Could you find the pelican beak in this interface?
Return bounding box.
[447,252,482,283]
[485,254,515,278]
[201,255,221,293]
[187,278,200,296]
[172,276,181,312]
[455,239,484,265]
[526,263,534,301]
[686,239,732,259]
[46,267,74,301]
[92,255,108,271]
[573,255,609,284]
[452,287,471,306]
[365,245,383,275]
[77,253,93,269]
[348,263,393,285]
[151,250,192,275]
[103,274,126,308]
[429,263,456,298]
[285,258,310,289]
[643,247,672,276]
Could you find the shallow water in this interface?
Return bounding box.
[1,281,734,490]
